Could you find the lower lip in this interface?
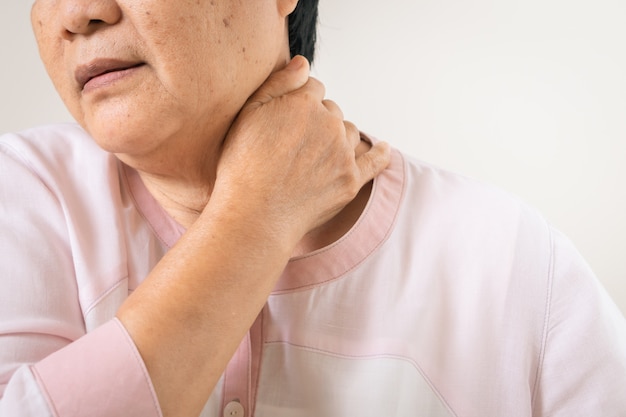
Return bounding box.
[82,64,145,94]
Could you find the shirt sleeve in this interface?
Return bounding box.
[2,320,161,417]
[0,142,161,417]
[532,227,626,416]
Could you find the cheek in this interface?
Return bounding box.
[31,2,57,75]
[41,51,83,122]
[31,5,82,119]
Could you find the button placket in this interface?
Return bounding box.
[222,312,264,417]
[223,400,245,417]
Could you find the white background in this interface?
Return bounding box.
[1,1,625,314]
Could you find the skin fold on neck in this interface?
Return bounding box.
[138,138,374,257]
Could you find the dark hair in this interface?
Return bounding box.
[288,0,319,63]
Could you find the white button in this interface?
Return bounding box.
[223,401,245,417]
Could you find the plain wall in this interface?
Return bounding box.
[1,1,625,315]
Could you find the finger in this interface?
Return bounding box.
[247,55,310,106]
[322,99,344,120]
[296,76,326,102]
[355,141,391,183]
[343,120,361,150]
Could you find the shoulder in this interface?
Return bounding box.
[381,149,560,339]
[361,132,554,276]
[393,151,552,254]
[404,153,536,218]
[0,123,109,175]
[0,124,154,329]
[0,123,120,208]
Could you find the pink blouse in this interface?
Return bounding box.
[1,124,625,416]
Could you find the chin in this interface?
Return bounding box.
[83,105,170,153]
[85,121,158,157]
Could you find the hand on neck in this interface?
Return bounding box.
[133,138,375,256]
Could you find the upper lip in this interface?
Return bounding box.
[75,59,144,90]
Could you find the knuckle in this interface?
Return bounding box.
[340,167,361,198]
[304,77,326,98]
[307,76,323,89]
[344,121,359,139]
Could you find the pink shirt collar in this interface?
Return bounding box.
[122,134,405,292]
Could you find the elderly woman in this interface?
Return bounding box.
[1,0,625,416]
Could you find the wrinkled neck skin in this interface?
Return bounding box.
[131,135,223,229]
[136,134,373,256]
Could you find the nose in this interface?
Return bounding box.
[60,0,122,38]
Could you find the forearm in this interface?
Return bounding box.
[116,199,294,417]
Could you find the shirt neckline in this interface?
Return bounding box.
[121,134,405,292]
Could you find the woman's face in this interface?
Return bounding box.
[30,0,295,165]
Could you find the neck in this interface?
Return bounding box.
[138,172,217,227]
[123,135,223,228]
[291,179,373,257]
[134,138,375,255]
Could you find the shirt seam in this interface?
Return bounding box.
[119,162,175,249]
[113,318,164,417]
[82,276,128,318]
[531,222,555,411]
[263,340,459,417]
[0,142,59,206]
[30,365,60,417]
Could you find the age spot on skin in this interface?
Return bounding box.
[143,9,158,27]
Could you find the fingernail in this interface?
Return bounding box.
[287,55,306,71]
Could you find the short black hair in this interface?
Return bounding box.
[288,0,319,63]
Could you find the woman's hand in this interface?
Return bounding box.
[215,55,390,248]
[117,56,390,417]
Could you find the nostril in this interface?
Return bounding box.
[58,3,122,37]
[63,19,105,39]
[61,28,74,41]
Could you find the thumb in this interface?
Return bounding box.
[247,55,311,106]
